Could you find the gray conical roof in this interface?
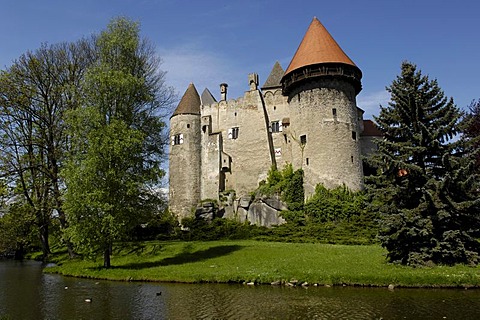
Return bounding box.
[201,88,217,105]
[262,61,284,89]
[171,83,201,118]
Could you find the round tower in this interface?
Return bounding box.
[169,83,202,220]
[281,17,364,194]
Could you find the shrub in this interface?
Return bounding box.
[304,184,365,223]
[180,217,265,241]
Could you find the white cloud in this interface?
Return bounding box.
[357,90,390,120]
[157,43,244,101]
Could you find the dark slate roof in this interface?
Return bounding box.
[171,83,201,118]
[262,61,284,89]
[362,120,383,137]
[201,88,217,105]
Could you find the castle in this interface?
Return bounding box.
[169,18,381,220]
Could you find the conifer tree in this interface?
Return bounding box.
[368,61,480,266]
[462,99,480,168]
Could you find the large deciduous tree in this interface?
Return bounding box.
[368,61,480,266]
[0,40,94,259]
[62,17,174,268]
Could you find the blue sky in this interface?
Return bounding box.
[1,0,479,119]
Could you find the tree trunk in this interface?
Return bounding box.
[39,223,50,261]
[14,244,24,260]
[103,245,111,268]
[51,145,77,258]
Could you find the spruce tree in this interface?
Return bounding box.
[462,99,480,168]
[368,61,480,266]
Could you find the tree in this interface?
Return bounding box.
[462,99,480,168]
[0,40,94,259]
[368,61,480,266]
[0,202,39,259]
[62,17,174,268]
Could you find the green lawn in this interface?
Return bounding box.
[45,240,480,288]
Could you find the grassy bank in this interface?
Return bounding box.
[45,240,480,288]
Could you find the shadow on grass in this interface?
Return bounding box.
[118,244,244,270]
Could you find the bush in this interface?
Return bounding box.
[131,210,179,241]
[257,164,304,210]
[180,217,266,241]
[304,184,366,223]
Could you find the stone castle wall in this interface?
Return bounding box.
[169,76,372,220]
[200,88,281,197]
[169,113,202,220]
[286,78,364,194]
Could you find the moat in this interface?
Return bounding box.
[1,259,480,319]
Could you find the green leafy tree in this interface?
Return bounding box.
[0,40,94,259]
[63,17,174,268]
[368,61,480,265]
[0,202,39,259]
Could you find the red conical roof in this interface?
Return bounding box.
[284,17,357,76]
[171,83,201,118]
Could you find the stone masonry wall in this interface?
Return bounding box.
[287,78,364,195]
[169,114,202,220]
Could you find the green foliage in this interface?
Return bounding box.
[181,217,264,241]
[0,202,39,258]
[63,17,172,267]
[305,184,366,223]
[369,61,479,266]
[462,99,480,168]
[63,119,151,260]
[252,164,376,245]
[0,40,96,258]
[131,210,179,241]
[257,164,304,210]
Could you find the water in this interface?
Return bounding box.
[1,259,480,319]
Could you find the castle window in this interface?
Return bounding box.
[202,125,207,133]
[332,108,337,117]
[352,131,357,140]
[274,106,277,111]
[300,135,307,145]
[306,158,309,165]
[351,155,354,163]
[187,124,190,128]
[171,133,184,145]
[271,120,283,133]
[228,127,239,139]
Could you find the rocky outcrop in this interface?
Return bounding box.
[195,195,287,227]
[235,195,286,227]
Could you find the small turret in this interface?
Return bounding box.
[169,83,202,220]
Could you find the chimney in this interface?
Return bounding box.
[220,83,228,101]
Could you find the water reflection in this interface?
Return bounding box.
[1,260,480,319]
